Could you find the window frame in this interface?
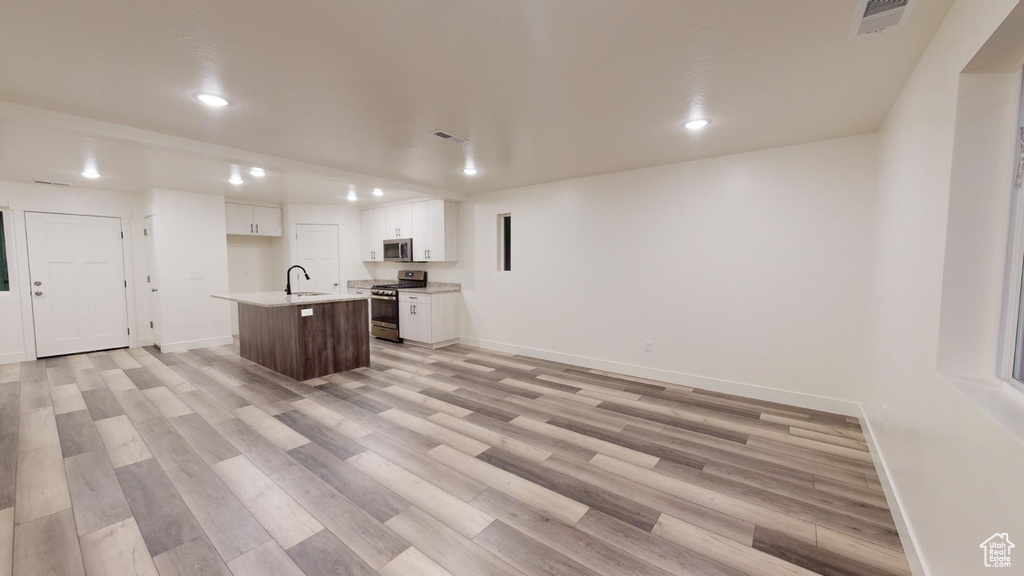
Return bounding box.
[0,208,11,293]
[998,72,1024,393]
[497,213,511,272]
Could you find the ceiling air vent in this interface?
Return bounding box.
[33,180,70,187]
[850,0,913,37]
[431,130,469,145]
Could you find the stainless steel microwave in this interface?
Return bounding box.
[383,238,412,262]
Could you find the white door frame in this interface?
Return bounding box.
[143,214,161,347]
[25,212,131,357]
[12,206,141,361]
[293,222,342,293]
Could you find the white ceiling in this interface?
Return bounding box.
[0,0,951,198]
[0,105,450,206]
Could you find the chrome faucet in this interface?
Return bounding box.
[285,265,310,295]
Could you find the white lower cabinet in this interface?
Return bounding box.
[398,292,459,348]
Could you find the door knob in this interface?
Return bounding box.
[33,281,42,286]
[333,283,339,286]
[34,291,42,296]
[151,288,158,292]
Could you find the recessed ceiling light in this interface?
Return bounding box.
[228,176,243,185]
[195,93,230,107]
[462,167,478,176]
[372,188,384,196]
[81,169,101,179]
[684,119,710,130]
[249,167,266,177]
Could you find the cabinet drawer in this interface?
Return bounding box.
[399,292,429,303]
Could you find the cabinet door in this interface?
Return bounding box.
[225,203,254,235]
[407,301,431,342]
[426,200,446,261]
[385,204,412,239]
[361,208,385,261]
[410,200,432,261]
[399,301,420,342]
[253,206,282,236]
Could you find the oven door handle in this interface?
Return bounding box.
[371,295,396,301]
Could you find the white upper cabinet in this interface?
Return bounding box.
[411,199,459,262]
[410,200,431,262]
[360,207,386,262]
[225,202,282,236]
[225,203,255,235]
[253,206,282,236]
[362,199,459,262]
[385,204,412,239]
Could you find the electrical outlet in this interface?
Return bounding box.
[644,341,653,353]
[188,271,205,280]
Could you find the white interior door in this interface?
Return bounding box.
[26,212,129,357]
[295,224,340,293]
[144,215,161,346]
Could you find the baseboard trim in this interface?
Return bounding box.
[859,410,928,576]
[0,351,27,365]
[405,338,460,350]
[158,335,234,354]
[460,336,860,416]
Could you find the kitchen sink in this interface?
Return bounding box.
[289,291,330,297]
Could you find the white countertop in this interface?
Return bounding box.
[211,291,369,308]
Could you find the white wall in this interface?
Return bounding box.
[148,188,232,352]
[226,235,282,333]
[458,134,878,412]
[862,0,1024,573]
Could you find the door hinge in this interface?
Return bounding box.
[127,327,130,335]
[150,321,154,329]
[124,281,127,288]
[143,228,148,236]
[146,275,151,283]
[121,231,124,239]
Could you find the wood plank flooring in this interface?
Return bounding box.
[0,342,911,576]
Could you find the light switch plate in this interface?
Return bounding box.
[188,271,205,280]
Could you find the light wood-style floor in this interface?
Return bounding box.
[0,340,912,576]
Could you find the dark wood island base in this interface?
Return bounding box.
[237,299,370,380]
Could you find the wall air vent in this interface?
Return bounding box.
[33,180,70,187]
[850,0,914,37]
[431,130,470,145]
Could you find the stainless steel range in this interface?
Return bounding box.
[370,270,427,342]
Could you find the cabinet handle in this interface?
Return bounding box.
[250,224,253,233]
[256,224,259,234]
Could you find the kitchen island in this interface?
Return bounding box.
[211,292,370,380]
